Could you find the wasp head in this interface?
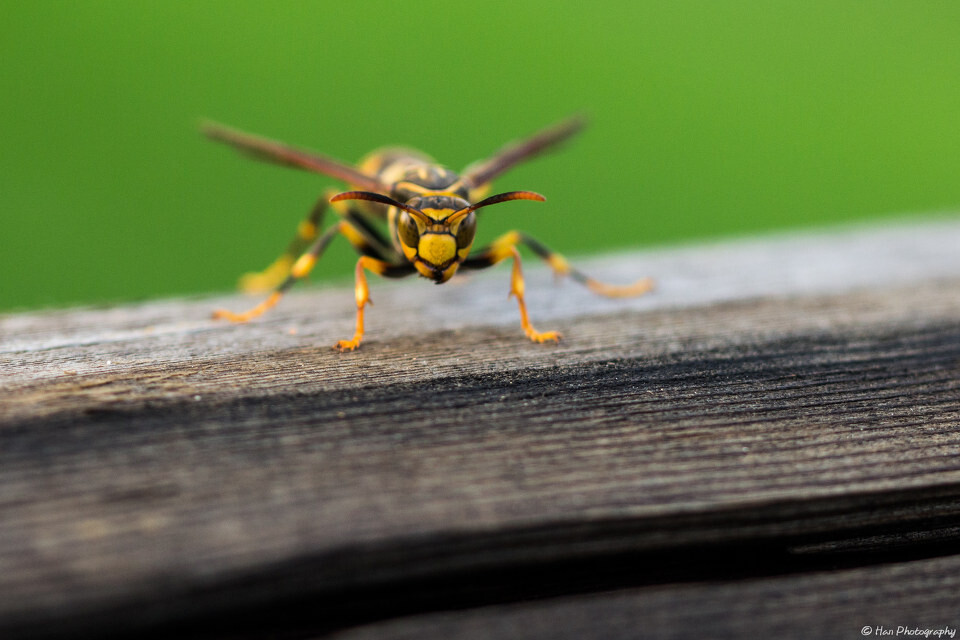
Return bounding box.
[330,190,545,283]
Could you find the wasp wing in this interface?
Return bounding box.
[202,121,390,194]
[462,115,586,189]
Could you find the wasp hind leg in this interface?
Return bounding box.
[462,231,654,343]
[214,199,412,348]
[214,212,407,326]
[236,191,334,294]
[213,220,348,323]
[237,187,399,293]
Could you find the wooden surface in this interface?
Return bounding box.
[2,218,960,639]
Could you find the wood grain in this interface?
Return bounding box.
[330,554,960,640]
[2,218,960,639]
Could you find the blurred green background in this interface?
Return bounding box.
[2,1,960,312]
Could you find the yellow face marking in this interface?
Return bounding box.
[419,208,455,221]
[418,234,456,267]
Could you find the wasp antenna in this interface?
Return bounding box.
[331,191,431,224]
[472,191,546,209]
[447,191,546,225]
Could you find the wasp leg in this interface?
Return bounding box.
[460,240,559,343]
[461,231,653,343]
[464,231,654,297]
[237,192,330,293]
[506,246,562,343]
[238,189,399,293]
[335,256,415,352]
[213,220,348,323]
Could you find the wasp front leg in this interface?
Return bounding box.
[506,246,562,343]
[335,256,415,351]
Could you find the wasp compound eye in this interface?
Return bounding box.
[397,211,421,248]
[456,211,477,249]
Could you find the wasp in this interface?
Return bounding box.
[203,116,653,350]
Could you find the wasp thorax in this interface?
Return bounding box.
[392,166,466,201]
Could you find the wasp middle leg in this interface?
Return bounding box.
[212,220,348,323]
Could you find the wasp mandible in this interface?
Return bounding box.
[204,117,653,350]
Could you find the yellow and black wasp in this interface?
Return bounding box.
[204,117,652,350]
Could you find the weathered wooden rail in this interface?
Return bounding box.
[2,218,960,639]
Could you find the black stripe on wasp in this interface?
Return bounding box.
[203,116,653,351]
